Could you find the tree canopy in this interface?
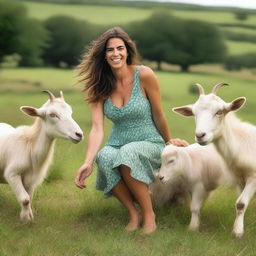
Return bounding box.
[0,1,48,66]
[129,10,227,71]
[43,16,98,67]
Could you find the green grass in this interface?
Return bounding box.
[24,1,151,25]
[1,67,256,255]
[23,1,256,26]
[221,26,256,35]
[171,10,237,24]
[225,40,256,55]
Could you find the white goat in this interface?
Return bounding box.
[172,82,256,237]
[0,91,83,223]
[150,143,230,231]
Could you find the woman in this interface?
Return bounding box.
[75,27,188,234]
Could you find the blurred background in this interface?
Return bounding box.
[2,0,256,71]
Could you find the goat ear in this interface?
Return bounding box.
[20,106,41,117]
[172,105,194,116]
[228,97,246,112]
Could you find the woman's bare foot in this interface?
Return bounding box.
[141,213,156,234]
[125,214,141,232]
[141,223,157,234]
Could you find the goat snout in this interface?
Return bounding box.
[69,131,84,144]
[159,175,164,181]
[196,132,206,140]
[75,132,83,139]
[155,172,165,181]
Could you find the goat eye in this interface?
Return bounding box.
[216,110,223,116]
[168,159,174,164]
[49,113,59,118]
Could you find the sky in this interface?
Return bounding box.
[154,0,256,9]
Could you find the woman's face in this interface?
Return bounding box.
[105,38,128,69]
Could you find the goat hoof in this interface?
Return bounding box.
[20,217,32,224]
[188,225,199,232]
[232,230,244,238]
[20,212,33,224]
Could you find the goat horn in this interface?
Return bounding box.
[59,91,64,100]
[195,83,205,95]
[211,82,229,94]
[43,90,56,103]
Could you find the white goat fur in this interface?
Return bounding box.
[150,143,232,231]
[173,82,256,237]
[0,91,83,223]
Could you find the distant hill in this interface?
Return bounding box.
[15,0,256,13]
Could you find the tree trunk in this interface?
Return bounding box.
[180,64,190,72]
[157,61,162,71]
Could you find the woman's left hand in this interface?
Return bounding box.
[166,138,189,147]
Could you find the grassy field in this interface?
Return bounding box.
[225,40,256,55]
[23,1,256,26]
[24,2,151,25]
[221,27,256,35]
[1,67,256,255]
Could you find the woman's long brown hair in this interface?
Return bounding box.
[76,27,139,103]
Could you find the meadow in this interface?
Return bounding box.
[226,40,256,55]
[23,1,256,26]
[1,66,256,255]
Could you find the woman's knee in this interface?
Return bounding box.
[96,146,117,165]
[119,164,131,175]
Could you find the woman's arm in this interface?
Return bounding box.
[75,100,105,189]
[83,100,105,165]
[140,66,188,147]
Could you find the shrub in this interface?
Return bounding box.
[224,53,256,71]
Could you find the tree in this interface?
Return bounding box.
[178,19,227,71]
[234,10,248,21]
[43,16,97,67]
[0,1,48,66]
[224,53,256,71]
[0,1,25,62]
[18,18,48,66]
[129,10,185,70]
[129,10,227,71]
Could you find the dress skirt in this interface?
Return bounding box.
[96,141,164,197]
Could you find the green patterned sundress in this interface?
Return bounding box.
[96,66,165,197]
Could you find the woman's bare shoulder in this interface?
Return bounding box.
[139,65,155,78]
[139,65,158,86]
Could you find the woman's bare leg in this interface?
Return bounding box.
[120,165,156,234]
[112,180,141,231]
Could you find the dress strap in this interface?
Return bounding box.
[132,65,144,96]
[134,65,140,82]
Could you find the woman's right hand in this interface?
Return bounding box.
[75,163,93,189]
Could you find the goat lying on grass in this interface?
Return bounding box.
[173,82,256,237]
[150,143,233,231]
[0,91,83,223]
